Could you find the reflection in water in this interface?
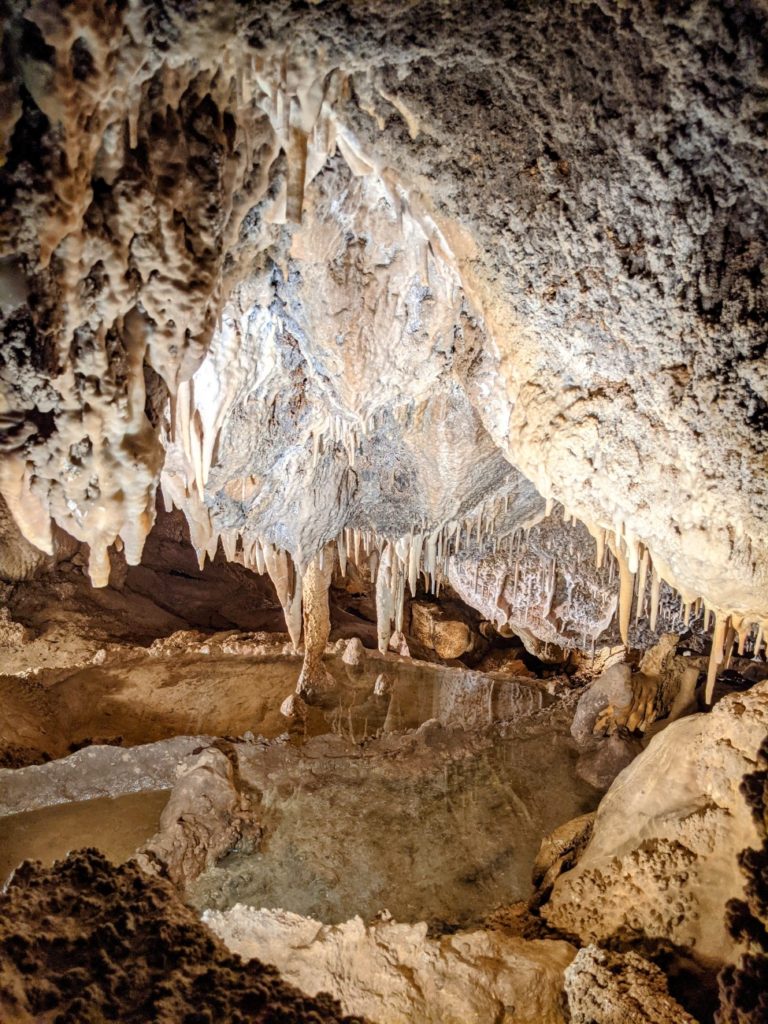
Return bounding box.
[310,656,548,742]
[189,671,597,927]
[0,790,168,886]
[1,655,595,932]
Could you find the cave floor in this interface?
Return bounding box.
[0,632,599,931]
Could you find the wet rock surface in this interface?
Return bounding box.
[0,735,211,815]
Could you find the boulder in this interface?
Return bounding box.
[571,663,634,744]
[530,812,596,909]
[204,905,577,1024]
[410,601,474,660]
[136,747,259,888]
[544,684,768,966]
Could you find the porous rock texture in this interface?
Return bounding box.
[717,736,768,1024]
[543,682,768,967]
[565,945,698,1024]
[0,849,363,1024]
[1,0,767,669]
[203,904,576,1024]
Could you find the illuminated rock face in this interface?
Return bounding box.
[1,0,767,663]
[543,683,768,968]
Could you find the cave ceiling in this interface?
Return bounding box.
[1,0,767,671]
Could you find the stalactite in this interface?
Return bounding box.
[375,541,395,655]
[337,531,347,577]
[614,543,635,647]
[635,547,650,622]
[221,530,237,563]
[263,545,303,650]
[254,538,266,575]
[650,566,661,632]
[722,621,737,671]
[705,612,729,703]
[0,455,54,559]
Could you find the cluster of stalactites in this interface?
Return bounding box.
[569,504,767,702]
[172,493,768,703]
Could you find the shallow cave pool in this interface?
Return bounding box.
[0,651,599,931]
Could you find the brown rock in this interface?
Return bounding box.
[565,946,698,1023]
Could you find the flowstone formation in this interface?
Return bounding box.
[718,736,768,1024]
[1,0,767,698]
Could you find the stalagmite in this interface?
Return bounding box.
[296,546,335,698]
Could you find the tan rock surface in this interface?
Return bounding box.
[2,1,766,660]
[204,905,576,1024]
[136,746,259,888]
[565,946,699,1024]
[543,684,768,966]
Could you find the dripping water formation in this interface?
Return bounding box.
[0,2,767,1022]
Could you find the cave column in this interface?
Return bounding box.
[297,544,335,698]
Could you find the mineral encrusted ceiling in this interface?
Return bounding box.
[1,0,767,681]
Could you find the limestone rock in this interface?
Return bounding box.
[571,663,634,744]
[0,736,213,816]
[136,747,259,888]
[0,605,33,647]
[576,734,643,791]
[0,0,766,661]
[531,811,596,909]
[410,600,474,660]
[565,945,699,1023]
[204,904,576,1024]
[716,735,768,1024]
[373,672,392,696]
[543,684,768,966]
[341,637,366,667]
[475,648,534,677]
[280,692,309,722]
